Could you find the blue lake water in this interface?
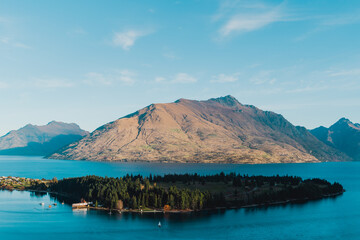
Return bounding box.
[0,155,359,239]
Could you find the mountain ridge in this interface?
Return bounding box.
[311,118,360,161]
[0,121,89,156]
[49,96,349,163]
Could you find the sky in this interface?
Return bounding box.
[0,0,360,135]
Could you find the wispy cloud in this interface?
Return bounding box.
[320,12,360,26]
[295,11,360,41]
[154,73,198,84]
[112,29,152,50]
[155,76,166,83]
[211,73,240,83]
[250,70,277,85]
[116,70,137,85]
[84,72,112,86]
[219,10,282,37]
[172,73,197,83]
[327,68,360,77]
[84,70,137,86]
[31,78,74,89]
[0,17,31,49]
[214,1,287,38]
[0,37,30,49]
[286,86,329,94]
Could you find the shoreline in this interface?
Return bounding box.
[1,175,345,215]
[1,188,344,214]
[72,191,345,214]
[45,156,322,165]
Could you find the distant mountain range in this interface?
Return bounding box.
[311,118,360,161]
[0,121,88,156]
[49,95,351,163]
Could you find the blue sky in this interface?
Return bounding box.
[1,0,360,135]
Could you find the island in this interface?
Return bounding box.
[1,173,344,212]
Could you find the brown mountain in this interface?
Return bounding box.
[311,118,360,161]
[49,96,349,163]
[0,121,88,156]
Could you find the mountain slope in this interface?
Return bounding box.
[311,118,360,161]
[0,121,88,156]
[49,96,349,163]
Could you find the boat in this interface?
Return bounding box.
[40,202,44,206]
[48,205,52,208]
[61,202,64,205]
[158,221,161,227]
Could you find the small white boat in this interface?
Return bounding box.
[158,221,161,228]
[40,202,45,206]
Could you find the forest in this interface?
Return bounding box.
[47,172,344,211]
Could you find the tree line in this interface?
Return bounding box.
[47,173,344,211]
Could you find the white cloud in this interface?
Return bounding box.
[154,73,198,84]
[213,1,295,38]
[112,30,151,50]
[0,37,30,49]
[172,73,197,83]
[211,73,240,83]
[219,9,282,37]
[84,70,136,86]
[116,70,136,85]
[155,76,166,83]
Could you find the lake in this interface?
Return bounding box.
[0,155,359,240]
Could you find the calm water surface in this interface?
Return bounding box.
[0,155,359,240]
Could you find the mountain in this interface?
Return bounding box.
[0,121,89,156]
[49,96,349,163]
[311,118,360,161]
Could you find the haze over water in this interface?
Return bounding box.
[0,156,359,239]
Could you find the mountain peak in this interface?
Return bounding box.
[331,117,359,130]
[338,117,351,124]
[311,117,360,161]
[47,120,62,125]
[47,121,78,127]
[174,98,190,103]
[209,95,241,107]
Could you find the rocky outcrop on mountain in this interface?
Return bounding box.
[49,96,349,163]
[0,121,88,156]
[311,118,360,161]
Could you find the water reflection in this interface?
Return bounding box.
[30,191,47,198]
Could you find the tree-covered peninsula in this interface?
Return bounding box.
[44,173,344,212]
